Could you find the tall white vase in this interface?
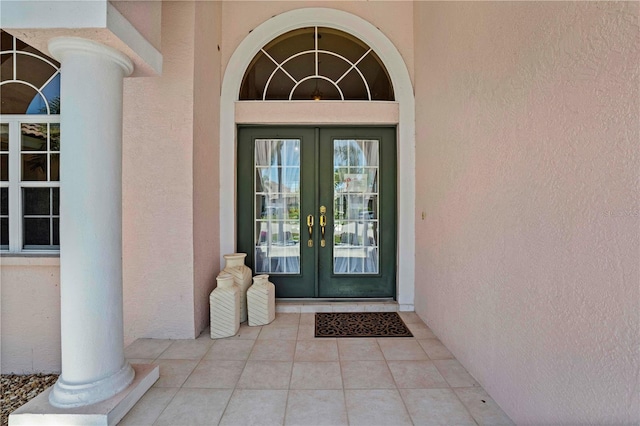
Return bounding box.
[223,253,252,323]
[210,272,240,339]
[247,274,276,326]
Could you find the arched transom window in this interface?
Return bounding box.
[240,27,394,101]
[1,30,60,114]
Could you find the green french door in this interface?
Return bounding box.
[237,126,396,298]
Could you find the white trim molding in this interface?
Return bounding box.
[220,8,415,308]
[1,2,161,77]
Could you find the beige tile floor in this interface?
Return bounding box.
[119,312,513,426]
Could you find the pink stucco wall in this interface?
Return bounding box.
[192,1,222,334]
[2,2,222,369]
[414,2,639,423]
[122,1,222,343]
[3,15,638,426]
[109,0,162,51]
[122,1,199,343]
[1,260,61,373]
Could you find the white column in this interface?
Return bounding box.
[47,37,134,408]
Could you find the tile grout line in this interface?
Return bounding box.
[150,385,179,426]
[281,313,301,425]
[379,336,417,425]
[129,311,500,426]
[140,350,174,425]
[147,341,186,426]
[215,322,254,425]
[395,321,480,426]
[334,318,350,426]
[451,387,482,426]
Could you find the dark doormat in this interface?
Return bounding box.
[315,312,413,338]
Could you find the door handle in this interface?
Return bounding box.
[306,214,314,247]
[319,206,327,247]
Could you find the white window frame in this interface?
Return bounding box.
[1,115,61,254]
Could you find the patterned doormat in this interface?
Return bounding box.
[315,312,413,338]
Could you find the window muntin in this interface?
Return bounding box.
[240,27,394,101]
[1,31,60,253]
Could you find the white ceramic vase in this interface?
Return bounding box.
[210,272,240,339]
[223,253,252,323]
[246,274,276,326]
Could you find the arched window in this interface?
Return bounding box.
[1,30,60,252]
[240,27,394,101]
[1,30,60,114]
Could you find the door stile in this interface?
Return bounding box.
[313,127,320,297]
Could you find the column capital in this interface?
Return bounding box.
[49,36,134,76]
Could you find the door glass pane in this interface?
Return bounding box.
[333,139,379,274]
[254,139,301,274]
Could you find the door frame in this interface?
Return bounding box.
[237,126,396,299]
[220,8,416,309]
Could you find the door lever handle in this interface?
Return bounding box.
[306,215,314,247]
[319,206,327,247]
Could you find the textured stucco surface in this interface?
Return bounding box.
[122,1,197,343]
[1,262,61,373]
[192,1,222,335]
[414,2,639,424]
[109,0,162,51]
[1,11,638,426]
[1,1,218,368]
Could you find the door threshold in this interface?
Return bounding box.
[275,298,397,313]
[277,298,394,303]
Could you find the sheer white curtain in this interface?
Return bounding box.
[254,139,300,274]
[363,140,379,273]
[333,139,379,274]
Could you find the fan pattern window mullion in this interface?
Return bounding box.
[240,27,393,101]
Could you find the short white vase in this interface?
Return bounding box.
[210,272,240,339]
[246,274,276,326]
[223,253,252,323]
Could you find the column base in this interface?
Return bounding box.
[49,362,135,408]
[9,364,158,426]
